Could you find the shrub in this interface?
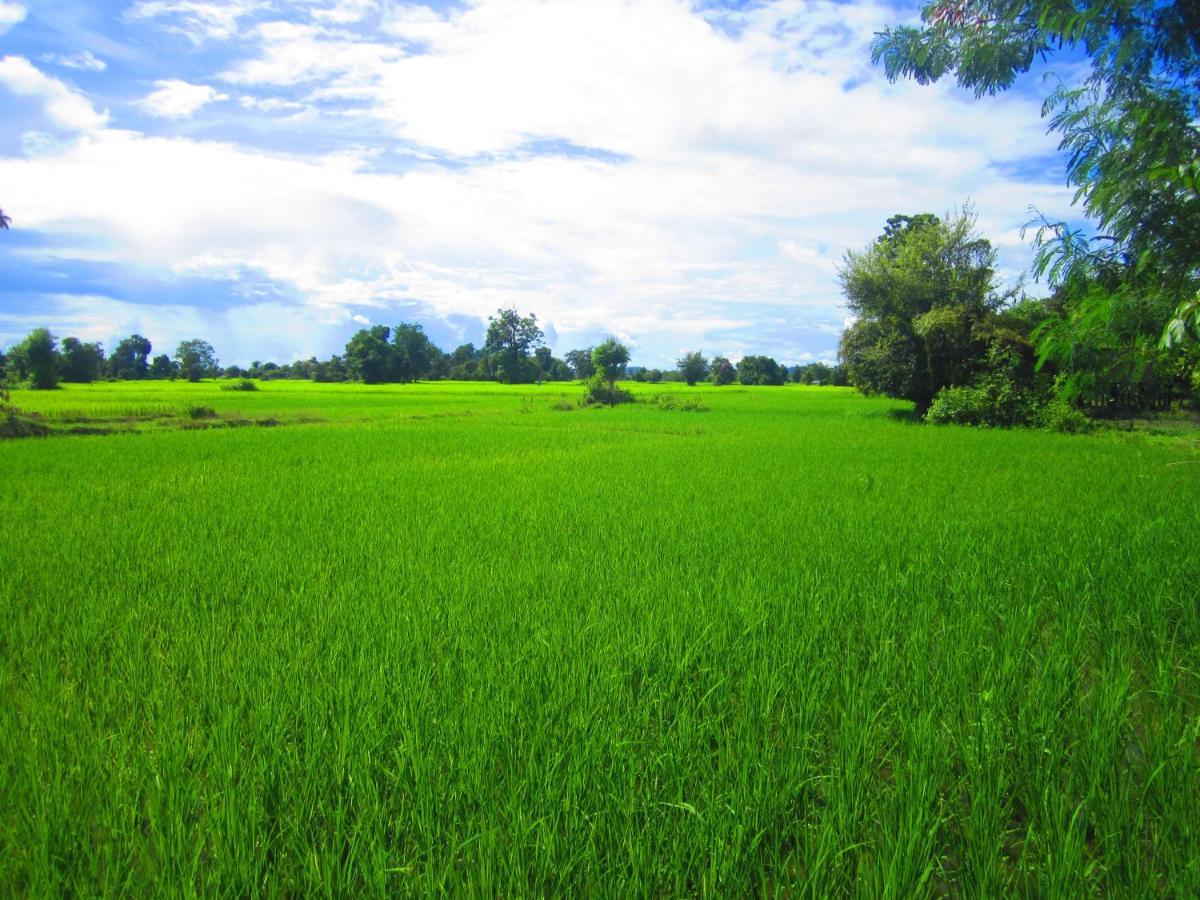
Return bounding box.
[583,374,634,406]
[221,379,259,392]
[186,405,218,420]
[1038,398,1093,434]
[925,376,1040,427]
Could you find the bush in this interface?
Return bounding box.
[925,376,1040,427]
[653,394,709,412]
[1038,398,1093,434]
[583,374,634,406]
[221,379,259,392]
[186,405,218,420]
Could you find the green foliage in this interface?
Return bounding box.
[10,328,61,390]
[676,351,709,386]
[709,356,737,385]
[149,354,177,380]
[221,379,259,392]
[838,209,1002,411]
[58,337,106,384]
[737,355,785,385]
[872,0,1200,363]
[1033,284,1186,410]
[185,404,218,420]
[582,373,634,406]
[344,323,439,384]
[344,325,394,384]
[1037,397,1093,434]
[926,341,1046,427]
[564,348,595,380]
[485,308,545,383]
[175,338,219,383]
[591,338,630,389]
[108,334,152,380]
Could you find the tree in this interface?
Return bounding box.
[10,328,60,389]
[175,338,218,382]
[391,323,436,383]
[737,355,785,385]
[709,356,737,385]
[149,354,177,379]
[0,208,10,230]
[591,338,630,390]
[871,0,1200,356]
[59,337,106,383]
[485,308,544,383]
[565,348,595,380]
[344,326,393,384]
[838,210,1002,411]
[108,334,153,380]
[676,351,709,386]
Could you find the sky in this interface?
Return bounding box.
[0,0,1083,367]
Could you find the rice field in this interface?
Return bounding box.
[1,380,1198,896]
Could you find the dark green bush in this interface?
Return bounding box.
[186,405,218,420]
[221,379,259,392]
[583,374,634,406]
[1038,398,1093,434]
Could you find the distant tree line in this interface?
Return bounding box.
[1,306,845,391]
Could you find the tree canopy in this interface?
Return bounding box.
[871,0,1200,349]
[839,210,1004,410]
[485,308,544,383]
[175,339,219,382]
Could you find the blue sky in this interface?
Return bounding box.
[1,0,1081,367]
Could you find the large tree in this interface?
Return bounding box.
[709,356,737,385]
[391,323,437,383]
[9,328,60,390]
[485,308,544,383]
[564,348,595,380]
[344,326,394,384]
[737,355,785,386]
[59,337,106,383]
[175,338,218,382]
[871,0,1200,351]
[108,334,153,380]
[676,351,709,386]
[591,338,630,391]
[838,210,1002,411]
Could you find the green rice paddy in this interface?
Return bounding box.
[2,381,1198,895]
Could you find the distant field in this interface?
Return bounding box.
[2,381,1198,895]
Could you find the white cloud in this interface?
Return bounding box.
[3,0,1078,364]
[309,0,377,25]
[42,51,108,72]
[135,79,229,118]
[0,2,24,35]
[125,0,267,42]
[0,56,109,131]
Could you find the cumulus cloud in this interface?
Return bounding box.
[0,56,108,131]
[0,2,25,35]
[2,0,1077,364]
[135,79,229,118]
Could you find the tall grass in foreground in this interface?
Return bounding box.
[1,383,1198,895]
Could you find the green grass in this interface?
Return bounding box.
[2,381,1199,896]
